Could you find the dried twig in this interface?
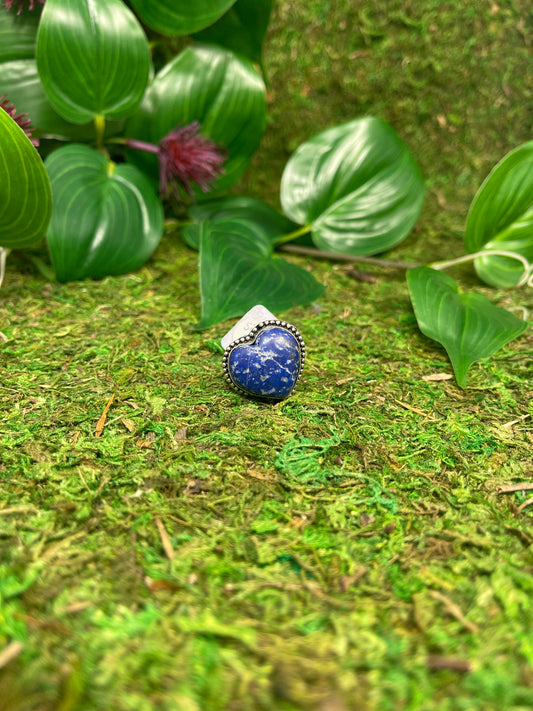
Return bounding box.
[428,655,471,672]
[0,641,23,669]
[95,394,115,437]
[155,516,174,561]
[394,398,436,420]
[429,590,479,633]
[517,497,533,513]
[497,482,533,494]
[279,244,415,269]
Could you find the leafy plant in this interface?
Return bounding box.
[0,0,529,387]
[0,0,270,280]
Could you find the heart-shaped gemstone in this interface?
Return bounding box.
[227,326,302,399]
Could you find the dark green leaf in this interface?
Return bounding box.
[36,0,151,124]
[193,0,273,67]
[0,103,52,249]
[464,141,533,287]
[183,196,297,249]
[0,4,40,62]
[45,144,163,282]
[198,218,324,329]
[407,266,527,387]
[281,117,425,256]
[126,44,266,195]
[0,59,124,140]
[129,0,237,36]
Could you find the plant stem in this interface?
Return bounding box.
[431,250,532,287]
[0,248,9,288]
[28,255,56,282]
[272,224,312,246]
[279,243,417,270]
[164,218,192,230]
[94,114,106,152]
[125,137,159,154]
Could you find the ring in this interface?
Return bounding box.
[221,305,306,400]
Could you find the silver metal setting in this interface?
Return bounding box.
[221,306,306,400]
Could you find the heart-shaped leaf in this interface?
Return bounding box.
[193,0,273,67]
[407,266,528,387]
[183,196,297,250]
[128,0,237,36]
[45,144,163,281]
[280,117,425,256]
[126,44,266,195]
[198,217,324,329]
[0,103,52,249]
[0,4,40,62]
[0,59,124,140]
[36,0,151,124]
[464,141,533,287]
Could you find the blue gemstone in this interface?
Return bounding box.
[228,326,301,399]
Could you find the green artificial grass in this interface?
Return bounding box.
[1,1,532,710]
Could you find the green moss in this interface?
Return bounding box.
[1,1,532,709]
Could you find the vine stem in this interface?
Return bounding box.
[164,218,192,230]
[272,225,312,246]
[430,250,533,287]
[279,243,416,270]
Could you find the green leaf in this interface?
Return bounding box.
[45,144,163,282]
[183,196,297,250]
[126,44,266,195]
[280,117,425,256]
[0,59,124,140]
[0,4,40,62]
[36,0,151,124]
[193,0,273,67]
[128,0,237,36]
[198,218,324,329]
[0,103,52,249]
[407,266,527,387]
[464,141,533,287]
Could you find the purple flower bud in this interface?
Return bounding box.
[158,122,227,198]
[0,94,39,147]
[127,121,227,200]
[3,0,45,13]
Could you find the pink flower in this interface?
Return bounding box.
[0,94,39,147]
[3,0,45,13]
[127,121,227,199]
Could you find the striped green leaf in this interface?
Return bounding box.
[465,141,533,287]
[183,196,297,250]
[126,44,266,195]
[198,217,324,329]
[281,117,425,256]
[45,144,163,282]
[36,0,151,124]
[129,0,237,36]
[407,266,527,387]
[0,59,124,141]
[0,105,52,249]
[193,0,273,67]
[0,4,40,62]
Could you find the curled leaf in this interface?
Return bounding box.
[465,141,533,287]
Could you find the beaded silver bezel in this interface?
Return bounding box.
[222,319,306,399]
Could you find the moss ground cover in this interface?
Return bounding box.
[1,1,532,709]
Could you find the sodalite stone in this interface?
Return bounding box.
[228,326,301,399]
